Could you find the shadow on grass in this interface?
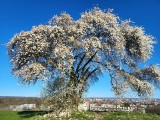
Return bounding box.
[17,111,52,118]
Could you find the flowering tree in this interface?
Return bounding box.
[7,8,160,109]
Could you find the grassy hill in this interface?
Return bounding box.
[0,111,33,120]
[62,111,160,120]
[0,111,160,120]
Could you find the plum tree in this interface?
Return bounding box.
[7,8,160,110]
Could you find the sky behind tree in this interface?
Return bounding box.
[0,0,160,98]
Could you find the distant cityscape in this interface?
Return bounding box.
[0,96,160,113]
[78,97,160,113]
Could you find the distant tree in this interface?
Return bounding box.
[123,103,130,107]
[7,8,160,111]
[146,105,160,114]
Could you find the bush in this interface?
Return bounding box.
[145,105,160,114]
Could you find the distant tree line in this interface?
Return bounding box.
[0,97,41,111]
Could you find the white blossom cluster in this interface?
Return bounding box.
[14,63,50,84]
[79,8,125,57]
[121,21,155,61]
[124,73,154,96]
[146,65,160,81]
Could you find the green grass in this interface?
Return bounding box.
[0,111,28,120]
[102,111,160,120]
[0,111,48,120]
[0,111,160,120]
[61,111,160,120]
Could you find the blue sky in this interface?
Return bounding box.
[0,0,160,98]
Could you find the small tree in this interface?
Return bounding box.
[7,8,160,111]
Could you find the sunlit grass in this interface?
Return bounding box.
[0,111,160,120]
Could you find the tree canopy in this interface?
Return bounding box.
[7,8,160,102]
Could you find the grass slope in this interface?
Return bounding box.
[0,111,46,120]
[66,111,160,120]
[0,111,28,120]
[0,111,160,120]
